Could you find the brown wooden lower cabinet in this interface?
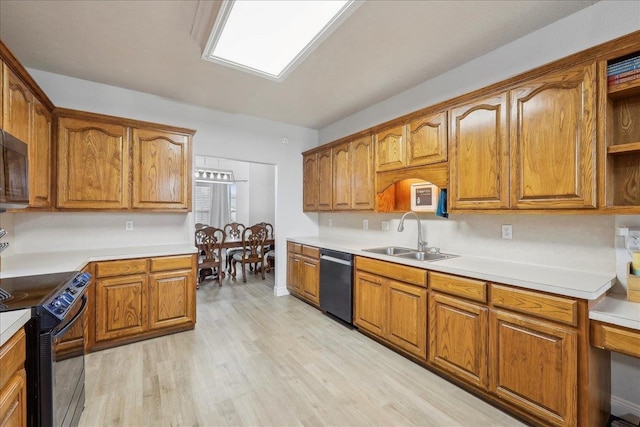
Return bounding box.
[286,242,320,306]
[89,254,196,351]
[429,292,488,390]
[490,309,577,426]
[354,258,428,359]
[0,329,27,427]
[351,257,609,427]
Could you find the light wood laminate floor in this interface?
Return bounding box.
[80,271,524,427]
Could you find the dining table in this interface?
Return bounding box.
[197,237,276,282]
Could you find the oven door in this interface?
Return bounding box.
[41,295,87,427]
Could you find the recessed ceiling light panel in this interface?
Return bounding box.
[203,0,361,81]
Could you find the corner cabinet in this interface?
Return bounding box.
[2,61,54,209]
[317,148,333,211]
[132,128,191,210]
[302,153,318,211]
[91,254,196,351]
[510,63,597,209]
[56,109,194,211]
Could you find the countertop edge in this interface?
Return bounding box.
[287,236,614,301]
[0,309,31,347]
[590,295,640,331]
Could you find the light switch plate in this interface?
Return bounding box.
[125,221,134,231]
[363,219,369,230]
[381,220,390,231]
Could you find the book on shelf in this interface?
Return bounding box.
[608,69,640,83]
[608,56,640,75]
[608,73,640,86]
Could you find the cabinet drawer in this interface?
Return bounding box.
[302,245,320,259]
[356,257,426,287]
[591,321,640,358]
[95,258,148,278]
[430,272,487,302]
[150,255,194,272]
[491,284,577,326]
[287,242,302,254]
[0,328,25,391]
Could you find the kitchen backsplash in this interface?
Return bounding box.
[319,212,618,276]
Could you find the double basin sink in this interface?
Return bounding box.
[362,246,457,262]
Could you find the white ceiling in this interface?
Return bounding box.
[0,0,597,130]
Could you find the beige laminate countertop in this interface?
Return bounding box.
[0,244,197,348]
[590,294,640,331]
[288,236,615,301]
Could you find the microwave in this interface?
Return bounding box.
[0,130,29,210]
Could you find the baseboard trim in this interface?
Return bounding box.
[274,285,290,296]
[612,394,640,420]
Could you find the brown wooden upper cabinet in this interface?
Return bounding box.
[510,63,596,209]
[317,147,332,211]
[57,117,130,209]
[450,62,596,211]
[406,111,448,167]
[131,128,191,210]
[56,110,194,211]
[2,62,53,209]
[375,125,405,172]
[449,92,510,210]
[302,152,318,211]
[333,136,374,211]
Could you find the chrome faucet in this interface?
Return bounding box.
[398,211,427,252]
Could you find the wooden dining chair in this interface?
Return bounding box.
[230,224,267,283]
[194,226,226,287]
[223,222,245,273]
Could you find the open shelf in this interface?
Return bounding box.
[607,141,640,155]
[608,78,640,99]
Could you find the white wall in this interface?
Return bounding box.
[11,70,319,294]
[248,163,276,226]
[320,1,640,144]
[317,1,640,419]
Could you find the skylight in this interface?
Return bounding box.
[203,0,360,81]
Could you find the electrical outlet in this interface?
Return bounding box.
[628,228,640,249]
[363,219,369,230]
[501,224,512,239]
[381,220,390,231]
[328,218,333,227]
[125,221,134,231]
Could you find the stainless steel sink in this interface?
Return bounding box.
[362,246,415,256]
[395,251,458,262]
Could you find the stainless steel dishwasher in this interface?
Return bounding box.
[319,248,354,324]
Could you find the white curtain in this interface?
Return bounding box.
[209,183,231,229]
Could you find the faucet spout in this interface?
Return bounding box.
[398,211,426,251]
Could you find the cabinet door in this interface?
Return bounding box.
[510,63,596,209]
[286,252,301,295]
[332,141,351,210]
[95,275,147,342]
[490,310,577,426]
[302,153,318,211]
[429,293,488,389]
[2,65,32,143]
[301,257,320,305]
[132,128,191,210]
[351,136,375,210]
[407,111,447,167]
[0,369,27,427]
[57,117,129,209]
[317,148,333,211]
[450,93,509,209]
[387,280,427,358]
[29,98,52,208]
[148,269,195,330]
[354,271,387,337]
[375,125,405,172]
